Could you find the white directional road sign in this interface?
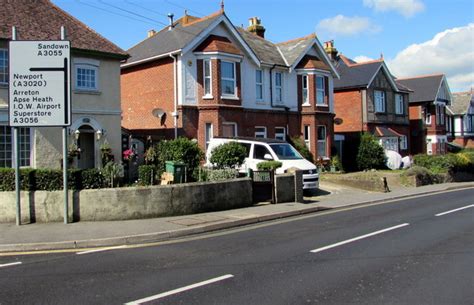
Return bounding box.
[9,40,71,127]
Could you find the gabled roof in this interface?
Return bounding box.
[396,74,445,103]
[447,91,473,115]
[125,11,223,66]
[333,56,383,89]
[0,0,127,58]
[236,28,287,66]
[277,34,316,67]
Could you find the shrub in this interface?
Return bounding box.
[403,165,444,185]
[153,137,204,180]
[210,142,247,169]
[289,137,314,163]
[102,162,124,187]
[256,161,282,171]
[0,168,36,191]
[357,133,386,170]
[81,169,105,189]
[138,165,156,186]
[35,169,63,191]
[206,168,240,181]
[331,155,343,172]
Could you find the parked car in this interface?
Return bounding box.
[205,137,319,190]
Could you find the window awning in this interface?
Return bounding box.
[374,126,402,137]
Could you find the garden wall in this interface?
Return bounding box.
[0,178,253,223]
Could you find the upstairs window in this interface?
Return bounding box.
[256,70,263,101]
[275,72,283,103]
[76,64,98,91]
[395,94,404,115]
[221,61,236,97]
[302,75,309,105]
[203,59,212,97]
[374,90,386,113]
[316,76,326,105]
[0,49,7,85]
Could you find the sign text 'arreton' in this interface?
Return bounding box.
[9,41,71,127]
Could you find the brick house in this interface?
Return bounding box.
[323,42,410,170]
[0,0,127,169]
[121,9,339,161]
[446,91,474,148]
[397,74,452,155]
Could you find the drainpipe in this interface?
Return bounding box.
[270,64,277,108]
[169,54,178,139]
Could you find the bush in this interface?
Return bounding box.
[289,137,314,163]
[35,169,63,191]
[81,169,105,189]
[138,165,157,186]
[153,137,204,181]
[357,133,386,170]
[205,168,240,182]
[256,161,282,171]
[403,165,444,185]
[413,153,474,174]
[210,142,247,169]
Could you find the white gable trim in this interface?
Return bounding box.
[434,75,453,105]
[288,38,340,79]
[181,14,260,67]
[366,62,399,92]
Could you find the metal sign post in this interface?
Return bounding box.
[8,27,71,224]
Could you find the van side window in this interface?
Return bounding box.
[254,144,272,160]
[240,143,251,157]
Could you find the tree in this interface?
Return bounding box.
[210,142,247,169]
[357,132,386,170]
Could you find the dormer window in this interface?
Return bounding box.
[221,61,236,98]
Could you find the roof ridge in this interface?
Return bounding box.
[48,0,126,56]
[276,33,316,45]
[396,73,444,80]
[340,54,383,67]
[182,10,223,28]
[237,27,278,45]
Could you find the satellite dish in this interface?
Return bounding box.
[152,108,165,118]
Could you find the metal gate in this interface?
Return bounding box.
[251,170,275,203]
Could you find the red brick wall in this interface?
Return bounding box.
[121,57,175,130]
[334,90,363,133]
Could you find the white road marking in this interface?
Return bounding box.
[124,274,234,305]
[435,204,474,217]
[0,262,22,268]
[310,223,410,253]
[76,245,127,255]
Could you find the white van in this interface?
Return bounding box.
[205,137,319,190]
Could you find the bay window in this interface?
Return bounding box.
[317,126,327,158]
[275,72,283,103]
[316,76,325,105]
[256,70,263,101]
[221,61,236,97]
[203,59,212,97]
[302,75,309,105]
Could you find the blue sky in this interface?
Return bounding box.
[53,0,473,91]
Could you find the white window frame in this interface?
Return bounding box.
[275,72,283,104]
[316,75,326,105]
[222,122,237,137]
[75,63,99,91]
[374,90,386,113]
[304,125,310,149]
[302,74,309,106]
[275,127,286,140]
[439,105,445,125]
[205,123,213,150]
[0,125,31,168]
[254,126,267,138]
[380,137,399,152]
[220,61,237,98]
[317,125,327,158]
[400,135,407,150]
[203,59,212,98]
[0,49,8,85]
[395,94,404,115]
[256,69,263,102]
[425,108,432,125]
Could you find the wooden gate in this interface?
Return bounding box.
[251,170,275,203]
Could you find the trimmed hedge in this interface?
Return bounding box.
[0,168,105,191]
[256,161,283,171]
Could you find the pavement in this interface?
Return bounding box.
[1,181,473,253]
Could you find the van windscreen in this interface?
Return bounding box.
[269,144,303,160]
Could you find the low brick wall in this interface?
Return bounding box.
[0,178,253,223]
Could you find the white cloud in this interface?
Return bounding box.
[388,24,474,92]
[363,0,425,18]
[316,15,381,36]
[354,55,375,63]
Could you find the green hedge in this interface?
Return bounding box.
[256,161,282,171]
[413,152,474,174]
[0,168,105,191]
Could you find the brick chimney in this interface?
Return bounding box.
[247,17,266,38]
[324,40,338,61]
[147,29,156,38]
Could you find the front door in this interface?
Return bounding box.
[77,125,95,169]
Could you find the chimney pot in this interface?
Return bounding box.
[324,40,338,61]
[247,17,265,38]
[147,29,156,38]
[168,13,174,30]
